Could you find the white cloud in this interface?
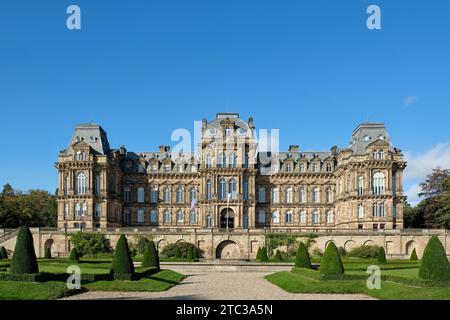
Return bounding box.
[402,95,417,107]
[405,184,422,206]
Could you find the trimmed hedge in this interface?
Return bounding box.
[141,241,160,270]
[256,247,262,261]
[110,235,135,280]
[347,245,380,259]
[44,247,52,259]
[193,246,199,261]
[295,242,311,269]
[377,247,387,264]
[258,247,269,262]
[187,246,194,261]
[0,246,7,259]
[319,242,344,277]
[419,235,450,282]
[68,248,80,261]
[175,246,182,259]
[274,250,283,261]
[410,248,418,261]
[10,226,39,274]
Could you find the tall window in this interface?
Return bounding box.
[372,172,385,195]
[191,164,197,172]
[176,210,184,224]
[206,180,212,200]
[313,163,319,172]
[163,210,171,224]
[228,179,236,199]
[327,211,334,223]
[258,187,266,203]
[258,209,266,224]
[271,211,280,223]
[272,188,280,204]
[124,187,131,203]
[81,203,87,216]
[176,187,184,203]
[243,179,249,200]
[243,209,248,229]
[190,211,197,224]
[123,209,131,224]
[300,163,305,172]
[372,203,386,217]
[206,214,212,228]
[300,187,306,203]
[163,187,171,203]
[312,188,320,203]
[300,210,306,224]
[65,203,69,218]
[358,204,364,219]
[95,175,101,196]
[206,155,212,168]
[379,202,385,217]
[137,209,144,223]
[150,188,158,203]
[285,211,293,223]
[285,187,293,203]
[95,203,101,218]
[312,211,320,224]
[286,163,292,172]
[177,164,184,173]
[358,176,364,196]
[229,153,237,168]
[218,152,226,168]
[75,203,81,217]
[150,210,158,223]
[327,189,333,203]
[219,179,227,200]
[164,163,171,173]
[76,173,87,195]
[372,203,378,217]
[272,162,279,173]
[190,188,197,203]
[151,164,158,173]
[326,163,332,172]
[137,187,145,203]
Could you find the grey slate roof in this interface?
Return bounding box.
[68,123,111,155]
[348,122,393,154]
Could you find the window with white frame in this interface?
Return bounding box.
[358,176,364,196]
[312,211,320,224]
[272,161,279,173]
[286,163,292,172]
[372,172,385,195]
[151,164,158,173]
[150,187,158,203]
[327,211,334,223]
[379,202,385,217]
[300,163,305,172]
[81,203,87,216]
[163,210,171,224]
[327,188,333,203]
[76,172,87,195]
[206,155,212,168]
[312,188,320,203]
[272,187,279,203]
[300,187,306,203]
[228,179,236,199]
[150,210,158,223]
[124,187,131,203]
[137,187,145,203]
[219,178,227,200]
[206,180,212,200]
[285,187,293,203]
[258,187,266,203]
[177,164,183,173]
[258,209,266,224]
[163,187,171,203]
[176,210,184,224]
[218,152,226,168]
[358,204,364,219]
[229,153,237,168]
[137,209,145,223]
[271,211,280,223]
[75,203,81,217]
[190,188,197,202]
[176,187,184,203]
[95,203,101,218]
[285,211,293,223]
[372,203,386,217]
[190,211,197,224]
[191,164,197,172]
[164,163,171,173]
[65,203,69,218]
[300,210,306,224]
[206,214,212,228]
[313,163,319,172]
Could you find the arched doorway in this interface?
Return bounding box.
[44,239,54,257]
[220,208,234,229]
[216,240,240,259]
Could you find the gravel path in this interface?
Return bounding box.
[62,270,375,300]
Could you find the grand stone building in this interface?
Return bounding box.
[55,113,406,233]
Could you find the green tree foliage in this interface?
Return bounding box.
[295,242,311,269]
[9,226,39,274]
[44,247,52,259]
[255,247,262,261]
[110,235,135,279]
[257,247,269,262]
[0,246,8,259]
[410,248,418,261]
[347,245,380,259]
[274,250,283,261]
[68,248,80,261]
[69,232,111,256]
[319,242,344,276]
[419,235,450,282]
[161,242,194,259]
[175,246,182,259]
[129,235,152,256]
[193,246,199,261]
[377,246,387,264]
[419,168,450,198]
[141,241,160,269]
[187,246,194,261]
[403,201,424,228]
[338,246,347,257]
[0,184,57,228]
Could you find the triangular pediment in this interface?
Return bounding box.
[367,139,390,148]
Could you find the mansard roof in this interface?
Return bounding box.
[348,122,394,154]
[68,123,110,155]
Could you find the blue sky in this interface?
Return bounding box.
[1,0,449,204]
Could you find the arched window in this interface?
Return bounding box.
[163,187,171,203]
[300,187,306,203]
[206,214,212,228]
[150,187,158,203]
[285,187,293,203]
[285,211,293,223]
[358,176,364,196]
[228,178,236,199]
[372,172,385,195]
[75,203,81,217]
[124,187,131,203]
[327,188,333,203]
[379,202,385,217]
[358,204,364,219]
[137,209,144,223]
[81,203,87,216]
[163,210,171,224]
[76,172,87,195]
[176,210,184,224]
[326,163,332,172]
[206,180,212,200]
[327,211,334,223]
[258,187,266,203]
[271,211,280,223]
[258,209,266,224]
[137,187,145,203]
[312,211,320,224]
[219,179,227,200]
[300,163,305,172]
[272,188,279,203]
[190,211,198,224]
[300,210,306,224]
[176,187,184,203]
[190,188,197,203]
[312,188,320,203]
[150,210,158,223]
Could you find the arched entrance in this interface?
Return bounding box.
[44,239,54,257]
[216,240,240,259]
[220,208,234,229]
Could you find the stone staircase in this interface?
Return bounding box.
[0,228,19,245]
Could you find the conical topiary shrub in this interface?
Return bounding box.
[68,247,80,261]
[175,246,181,259]
[141,241,160,270]
[10,226,39,274]
[44,247,52,259]
[319,242,344,276]
[187,245,194,261]
[258,247,269,262]
[274,250,283,261]
[0,246,7,259]
[193,246,199,262]
[419,236,450,282]
[377,246,386,264]
[295,242,311,269]
[255,247,262,261]
[410,248,418,261]
[110,235,135,280]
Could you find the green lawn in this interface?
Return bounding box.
[0,281,83,300]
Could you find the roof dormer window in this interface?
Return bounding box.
[363,135,371,142]
[89,136,96,143]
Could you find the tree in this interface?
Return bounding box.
[141,241,160,270]
[193,246,199,261]
[410,248,418,261]
[255,247,262,261]
[419,235,450,282]
[419,168,450,198]
[319,242,344,276]
[403,201,423,228]
[434,177,450,228]
[274,250,283,261]
[9,226,39,274]
[187,245,194,261]
[1,184,14,196]
[69,232,111,256]
[175,246,182,259]
[44,247,52,259]
[295,242,311,269]
[377,246,387,264]
[258,247,269,262]
[110,235,135,279]
[0,246,8,259]
[68,247,80,261]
